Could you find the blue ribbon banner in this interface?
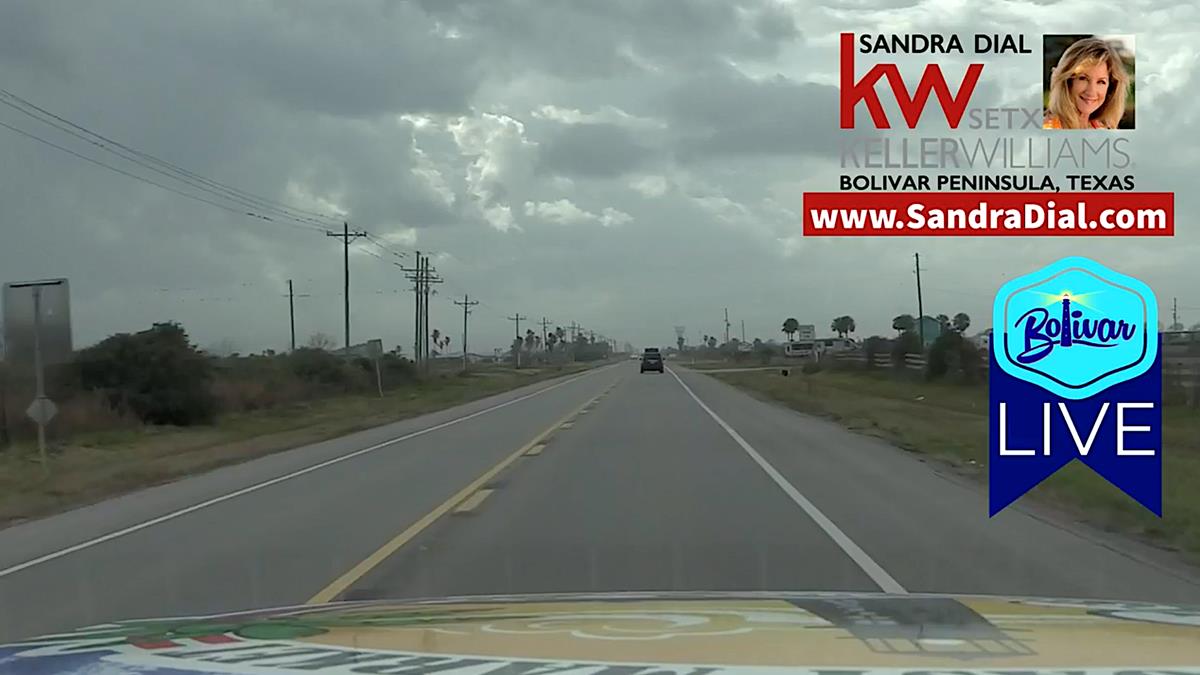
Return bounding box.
[989,257,1162,516]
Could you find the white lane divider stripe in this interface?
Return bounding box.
[0,365,616,579]
[667,367,908,595]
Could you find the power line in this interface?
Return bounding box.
[0,89,343,228]
[362,233,409,260]
[354,243,386,261]
[0,99,334,230]
[0,118,329,232]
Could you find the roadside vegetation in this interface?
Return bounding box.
[699,312,1200,560]
[0,322,596,525]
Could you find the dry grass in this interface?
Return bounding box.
[0,364,591,526]
[712,368,1200,558]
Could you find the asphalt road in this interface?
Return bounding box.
[3,361,1200,643]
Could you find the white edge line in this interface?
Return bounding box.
[0,365,614,579]
[667,367,908,595]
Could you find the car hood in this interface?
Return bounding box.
[4,591,1200,674]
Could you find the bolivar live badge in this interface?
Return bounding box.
[990,256,1161,516]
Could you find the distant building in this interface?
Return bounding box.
[915,316,943,348]
[340,339,383,359]
[971,330,991,353]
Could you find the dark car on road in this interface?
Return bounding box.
[640,348,664,373]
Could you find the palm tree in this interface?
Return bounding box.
[831,315,856,338]
[547,333,558,351]
[952,312,971,333]
[524,329,535,351]
[934,314,950,331]
[892,314,915,334]
[707,336,718,349]
[782,317,800,340]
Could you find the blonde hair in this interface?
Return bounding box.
[1047,37,1129,129]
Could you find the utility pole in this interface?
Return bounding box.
[454,294,479,370]
[422,256,441,369]
[288,280,296,352]
[423,256,430,365]
[539,317,551,347]
[724,308,730,345]
[400,251,441,372]
[741,319,746,343]
[508,313,527,368]
[914,252,926,349]
[326,221,366,351]
[1174,297,1179,330]
[284,280,310,352]
[569,322,579,362]
[401,252,423,368]
[509,313,527,338]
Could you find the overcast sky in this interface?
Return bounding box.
[1,0,1197,356]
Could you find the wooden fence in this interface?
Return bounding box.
[831,349,1200,406]
[831,351,940,370]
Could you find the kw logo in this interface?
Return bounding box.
[839,33,984,129]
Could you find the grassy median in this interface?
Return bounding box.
[0,363,591,527]
[710,367,1200,558]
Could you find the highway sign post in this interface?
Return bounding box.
[4,278,72,474]
[368,339,383,398]
[342,338,385,397]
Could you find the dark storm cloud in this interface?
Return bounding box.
[418,0,801,77]
[537,123,656,177]
[191,3,481,118]
[1,1,480,118]
[0,2,64,75]
[665,69,844,160]
[0,0,1196,354]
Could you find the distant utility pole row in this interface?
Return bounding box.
[400,251,442,372]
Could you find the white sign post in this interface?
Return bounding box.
[6,279,71,474]
[29,285,51,474]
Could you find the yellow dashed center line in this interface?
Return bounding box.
[453,489,494,514]
[305,385,606,605]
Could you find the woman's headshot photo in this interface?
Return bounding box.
[1043,35,1135,130]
